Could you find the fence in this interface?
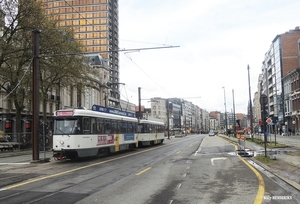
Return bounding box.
[0,132,51,152]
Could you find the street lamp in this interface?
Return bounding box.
[222,87,228,133]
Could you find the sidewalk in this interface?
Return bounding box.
[0,149,52,163]
[219,134,300,191]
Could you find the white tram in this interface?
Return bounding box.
[52,105,165,160]
[137,118,165,146]
[52,105,138,160]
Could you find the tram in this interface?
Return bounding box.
[137,118,165,146]
[52,105,165,160]
[52,105,138,160]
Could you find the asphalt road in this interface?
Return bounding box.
[0,134,299,204]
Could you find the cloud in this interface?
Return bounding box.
[119,0,300,114]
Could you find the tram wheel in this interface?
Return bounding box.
[97,148,109,158]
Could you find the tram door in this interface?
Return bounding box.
[83,117,92,147]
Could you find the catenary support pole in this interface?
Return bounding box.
[247,65,254,141]
[32,29,41,162]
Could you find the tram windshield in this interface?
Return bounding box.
[54,119,81,135]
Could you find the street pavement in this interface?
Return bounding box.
[219,133,300,191]
[0,134,300,192]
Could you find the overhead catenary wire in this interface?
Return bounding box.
[61,0,179,51]
[123,53,174,98]
[53,0,180,103]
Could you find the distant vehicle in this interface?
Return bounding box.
[208,130,215,136]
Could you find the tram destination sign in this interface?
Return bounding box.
[92,104,136,118]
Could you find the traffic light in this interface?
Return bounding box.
[260,94,268,132]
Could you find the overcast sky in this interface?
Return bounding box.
[118,0,300,114]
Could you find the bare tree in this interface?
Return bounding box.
[0,0,94,141]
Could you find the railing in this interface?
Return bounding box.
[0,132,51,152]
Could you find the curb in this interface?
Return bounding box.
[250,157,300,191]
[219,135,300,191]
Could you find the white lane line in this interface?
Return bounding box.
[177,183,182,190]
[211,157,227,166]
[194,147,202,156]
[182,173,187,177]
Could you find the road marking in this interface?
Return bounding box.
[194,146,202,156]
[211,157,227,165]
[136,167,151,175]
[182,173,187,177]
[176,151,181,154]
[177,183,182,190]
[240,158,265,204]
[219,136,265,204]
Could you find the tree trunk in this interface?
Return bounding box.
[14,103,23,143]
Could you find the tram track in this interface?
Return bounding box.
[0,138,199,203]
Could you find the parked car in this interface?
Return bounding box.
[208,130,215,136]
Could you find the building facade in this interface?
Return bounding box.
[41,0,120,108]
[149,97,210,134]
[259,27,300,134]
[283,68,300,133]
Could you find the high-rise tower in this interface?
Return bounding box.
[41,0,120,107]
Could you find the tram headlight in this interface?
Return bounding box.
[60,140,64,145]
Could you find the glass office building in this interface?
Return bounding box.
[41,0,120,107]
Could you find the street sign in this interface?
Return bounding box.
[266,118,272,124]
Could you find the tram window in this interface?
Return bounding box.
[96,118,104,134]
[83,118,90,133]
[129,123,134,133]
[146,124,151,133]
[120,121,127,133]
[91,118,96,134]
[105,120,112,134]
[126,122,134,133]
[149,124,153,133]
[111,121,120,133]
[110,121,115,134]
[74,119,82,134]
[55,119,78,134]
